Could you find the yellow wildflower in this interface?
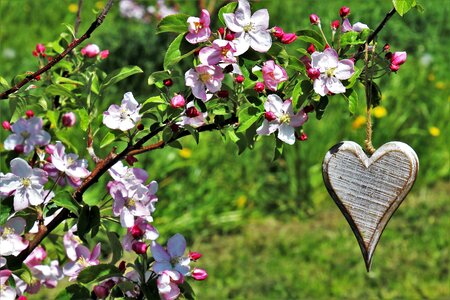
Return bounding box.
[435,82,445,90]
[428,126,440,137]
[373,106,387,118]
[179,148,192,159]
[236,195,247,209]
[352,115,366,130]
[68,3,78,13]
[95,1,104,9]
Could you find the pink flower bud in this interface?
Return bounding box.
[281,33,297,44]
[81,44,100,58]
[93,285,109,299]
[383,43,390,52]
[264,111,277,121]
[45,144,56,154]
[298,132,308,141]
[390,51,407,66]
[218,27,225,36]
[217,90,229,98]
[189,251,203,261]
[324,44,330,50]
[235,75,245,84]
[307,68,321,80]
[125,155,138,166]
[14,144,24,153]
[163,79,173,87]
[307,44,316,54]
[389,64,400,72]
[186,106,200,118]
[132,242,148,254]
[340,6,351,18]
[170,94,186,108]
[225,33,235,41]
[129,224,144,238]
[18,296,28,300]
[2,121,11,130]
[100,50,109,59]
[272,26,284,38]
[331,20,340,30]
[36,44,46,54]
[309,14,320,25]
[26,110,34,118]
[304,105,315,113]
[254,82,265,93]
[62,112,76,127]
[103,279,116,290]
[191,268,208,281]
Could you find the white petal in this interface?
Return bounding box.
[326,77,346,94]
[249,30,272,53]
[235,0,251,25]
[3,134,23,150]
[10,158,32,178]
[266,94,284,115]
[167,233,186,258]
[335,59,355,80]
[223,13,243,33]
[313,76,328,96]
[251,9,269,29]
[277,124,295,145]
[232,35,250,56]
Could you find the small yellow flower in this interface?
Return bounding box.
[95,1,104,9]
[68,3,78,13]
[435,81,445,90]
[427,73,435,81]
[236,195,247,209]
[373,106,387,118]
[178,148,192,159]
[429,126,440,137]
[352,115,366,130]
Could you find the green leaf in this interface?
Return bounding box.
[101,66,143,90]
[77,205,91,238]
[237,105,262,133]
[218,2,237,26]
[315,96,329,120]
[342,89,359,115]
[340,31,365,46]
[168,140,183,149]
[106,231,123,265]
[184,125,199,144]
[57,284,90,300]
[292,80,303,109]
[157,13,189,33]
[90,205,101,238]
[0,76,10,89]
[368,82,382,108]
[148,70,171,85]
[0,202,11,225]
[100,132,116,148]
[163,33,197,70]
[393,0,416,16]
[53,191,80,215]
[15,265,33,284]
[76,108,89,131]
[162,126,173,142]
[78,264,122,284]
[45,84,76,99]
[46,110,60,128]
[295,29,325,49]
[346,66,362,89]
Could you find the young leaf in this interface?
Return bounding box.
[45,84,76,99]
[101,66,143,90]
[315,96,329,120]
[76,108,90,132]
[218,2,238,26]
[183,125,199,144]
[90,205,101,238]
[295,30,325,49]
[340,31,365,46]
[157,13,189,34]
[77,205,91,238]
[100,132,116,148]
[163,33,198,70]
[57,284,90,300]
[53,191,80,215]
[77,264,122,284]
[237,105,262,133]
[148,70,171,86]
[393,0,417,16]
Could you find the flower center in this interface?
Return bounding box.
[243,23,253,32]
[119,109,129,120]
[2,227,14,237]
[280,114,291,124]
[21,177,31,188]
[126,198,136,208]
[77,256,90,267]
[326,67,336,78]
[21,130,30,139]
[170,255,184,266]
[194,21,203,33]
[199,73,212,83]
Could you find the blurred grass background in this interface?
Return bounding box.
[0,0,449,299]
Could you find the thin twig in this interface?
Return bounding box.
[74,0,84,37]
[0,0,114,100]
[364,44,376,155]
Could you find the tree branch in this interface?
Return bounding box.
[0,0,114,100]
[74,0,84,37]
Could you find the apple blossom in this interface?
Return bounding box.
[0,217,29,257]
[185,9,211,44]
[391,51,407,66]
[123,217,159,251]
[340,6,351,18]
[170,94,186,108]
[188,251,202,261]
[0,270,16,300]
[341,18,369,33]
[99,50,109,59]
[272,26,284,38]
[61,112,76,127]
[177,101,208,128]
[103,92,142,131]
[24,246,47,268]
[157,270,184,300]
[262,60,288,91]
[254,82,265,93]
[151,233,191,275]
[256,94,308,145]
[63,243,101,280]
[0,158,47,211]
[331,20,340,31]
[223,0,272,55]
[310,48,355,96]
[29,260,64,291]
[191,268,208,281]
[81,44,100,58]
[309,14,320,25]
[3,117,51,154]
[93,284,109,299]
[280,32,297,44]
[2,120,11,130]
[185,64,224,101]
[32,43,46,57]
[25,110,34,118]
[199,39,237,65]
[235,74,245,83]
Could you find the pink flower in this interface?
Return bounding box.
[188,252,202,261]
[132,242,148,254]
[63,243,101,280]
[3,117,51,154]
[191,268,208,281]
[341,19,369,33]
[280,33,297,44]
[177,101,207,128]
[0,218,29,257]
[32,44,46,57]
[24,246,47,268]
[122,217,159,252]
[256,95,308,145]
[0,158,47,211]
[340,6,351,18]
[151,233,191,275]
[103,92,142,131]
[62,112,76,127]
[100,50,109,59]
[254,82,265,93]
[0,270,16,299]
[262,60,288,91]
[223,0,272,55]
[157,270,183,300]
[391,51,407,66]
[310,48,355,96]
[199,39,237,65]
[81,44,100,58]
[309,14,320,25]
[30,260,64,290]
[272,26,284,38]
[185,65,224,101]
[331,20,340,31]
[185,9,211,44]
[2,120,11,130]
[170,94,186,108]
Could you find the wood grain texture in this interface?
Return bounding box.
[322,141,419,271]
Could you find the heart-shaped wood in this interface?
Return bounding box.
[322,141,419,271]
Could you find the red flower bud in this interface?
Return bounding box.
[100,50,109,59]
[225,33,235,41]
[137,123,144,130]
[93,285,109,299]
[281,33,297,44]
[14,144,24,154]
[324,44,330,50]
[132,242,148,254]
[385,52,393,60]
[62,112,76,127]
[309,14,320,25]
[186,106,200,118]
[390,51,407,66]
[35,74,41,81]
[264,111,277,122]
[170,94,185,108]
[189,251,203,261]
[163,78,173,87]
[331,20,340,30]
[36,44,46,54]
[125,155,138,166]
[191,268,208,281]
[118,260,126,273]
[383,43,390,52]
[218,27,225,36]
[272,26,284,38]
[339,6,351,18]
[235,75,245,84]
[130,224,144,238]
[303,105,315,113]
[18,296,28,300]
[254,82,265,93]
[389,64,400,72]
[103,279,116,290]
[170,123,180,132]
[25,110,34,118]
[2,121,11,130]
[307,68,321,80]
[299,132,308,141]
[307,44,316,54]
[217,90,229,98]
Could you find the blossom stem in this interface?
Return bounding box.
[317,24,329,48]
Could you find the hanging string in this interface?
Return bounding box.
[364,43,376,155]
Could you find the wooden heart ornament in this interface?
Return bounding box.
[322,141,419,271]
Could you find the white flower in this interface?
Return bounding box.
[103,92,142,131]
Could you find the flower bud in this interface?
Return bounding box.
[324,44,330,50]
[331,20,340,30]
[383,43,390,52]
[130,225,144,238]
[14,144,24,154]
[307,68,321,80]
[389,64,400,72]
[103,279,116,290]
[36,44,46,54]
[264,111,277,122]
[339,6,351,18]
[2,121,11,130]
[81,44,100,58]
[100,50,109,59]
[163,78,173,87]
[137,123,144,130]
[307,44,316,54]
[26,110,34,118]
[218,27,225,36]
[186,106,200,118]
[225,33,235,41]
[235,75,245,84]
[93,285,109,299]
[223,64,234,73]
[191,268,208,281]
[18,296,28,300]
[303,105,315,113]
[281,33,297,44]
[309,14,320,25]
[217,90,229,98]
[62,112,76,127]
[189,251,203,261]
[272,26,284,38]
[125,155,138,166]
[118,260,126,273]
[132,242,148,254]
[298,131,308,141]
[254,82,265,93]
[170,94,185,108]
[170,123,180,132]
[390,51,407,66]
